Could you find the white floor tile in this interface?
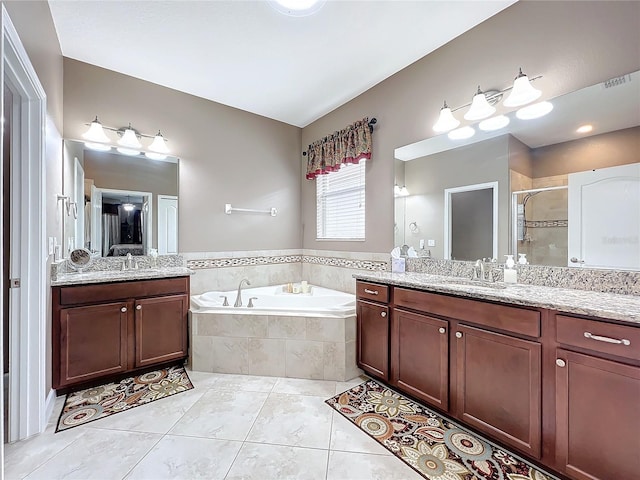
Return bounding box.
[330,412,391,456]
[125,435,242,480]
[185,370,225,389]
[326,450,424,480]
[225,442,328,480]
[335,375,368,395]
[272,377,336,397]
[246,393,332,449]
[169,389,268,441]
[23,429,161,480]
[210,373,278,392]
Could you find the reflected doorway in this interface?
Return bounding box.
[444,182,498,261]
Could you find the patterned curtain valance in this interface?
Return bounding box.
[305,117,373,180]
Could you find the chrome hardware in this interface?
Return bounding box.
[220,295,229,307]
[455,332,463,339]
[439,327,446,334]
[248,297,258,308]
[584,332,630,346]
[9,278,20,288]
[234,278,251,307]
[570,257,585,264]
[556,359,566,368]
[136,305,142,310]
[121,307,127,313]
[364,288,379,295]
[380,311,387,318]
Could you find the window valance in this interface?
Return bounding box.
[305,116,373,180]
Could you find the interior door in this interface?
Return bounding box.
[157,195,178,254]
[568,163,640,270]
[90,184,102,255]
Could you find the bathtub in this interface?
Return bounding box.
[191,284,356,318]
[189,284,361,381]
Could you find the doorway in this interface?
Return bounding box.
[2,84,11,444]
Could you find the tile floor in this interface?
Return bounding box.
[4,371,425,480]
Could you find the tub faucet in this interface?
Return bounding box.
[234,278,251,307]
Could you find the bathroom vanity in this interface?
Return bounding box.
[355,275,640,480]
[51,268,192,391]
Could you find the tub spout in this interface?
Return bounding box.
[234,278,251,307]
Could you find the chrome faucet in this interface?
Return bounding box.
[234,278,251,307]
[473,258,496,282]
[126,253,134,270]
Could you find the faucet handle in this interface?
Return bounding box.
[248,297,258,308]
[219,295,229,306]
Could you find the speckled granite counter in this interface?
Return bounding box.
[354,271,640,325]
[51,267,194,286]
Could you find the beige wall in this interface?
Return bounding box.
[301,0,640,253]
[3,0,64,394]
[63,59,302,253]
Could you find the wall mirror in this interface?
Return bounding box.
[62,139,179,257]
[394,70,639,270]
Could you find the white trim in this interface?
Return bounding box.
[444,181,499,261]
[2,5,48,443]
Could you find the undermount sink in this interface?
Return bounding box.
[441,278,508,290]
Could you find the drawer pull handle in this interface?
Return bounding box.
[380,312,387,318]
[584,332,630,346]
[364,288,379,295]
[136,305,142,310]
[556,359,566,368]
[121,307,127,313]
[439,327,446,334]
[455,332,463,339]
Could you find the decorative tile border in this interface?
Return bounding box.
[187,255,302,270]
[302,255,388,271]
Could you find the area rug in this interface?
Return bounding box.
[326,378,556,480]
[56,365,193,432]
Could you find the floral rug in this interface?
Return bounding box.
[326,378,556,480]
[56,365,193,432]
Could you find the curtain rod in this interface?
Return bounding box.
[302,117,377,156]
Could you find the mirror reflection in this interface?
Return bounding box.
[62,140,179,257]
[395,70,640,270]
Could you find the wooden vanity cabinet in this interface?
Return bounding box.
[554,314,640,480]
[53,276,189,390]
[356,282,390,380]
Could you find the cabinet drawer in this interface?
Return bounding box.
[356,281,389,303]
[556,314,640,362]
[58,277,189,306]
[394,287,540,338]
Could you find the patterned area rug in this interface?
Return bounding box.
[326,378,556,480]
[56,365,193,432]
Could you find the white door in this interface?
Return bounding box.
[158,195,178,254]
[73,158,85,250]
[568,163,640,270]
[90,184,102,255]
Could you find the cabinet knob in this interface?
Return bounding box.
[455,332,463,339]
[380,311,387,318]
[121,307,127,313]
[136,305,142,310]
[556,359,566,368]
[439,327,446,334]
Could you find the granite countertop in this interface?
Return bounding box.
[51,266,195,287]
[354,271,640,326]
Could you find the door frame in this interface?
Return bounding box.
[157,194,178,254]
[444,181,498,260]
[2,5,48,443]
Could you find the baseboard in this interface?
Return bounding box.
[44,388,57,425]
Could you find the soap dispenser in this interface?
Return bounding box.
[504,255,517,283]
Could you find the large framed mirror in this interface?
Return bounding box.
[62,139,179,257]
[394,70,640,270]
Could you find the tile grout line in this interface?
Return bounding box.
[325,410,335,480]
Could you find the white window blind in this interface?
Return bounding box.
[316,160,366,240]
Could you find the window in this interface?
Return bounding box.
[316,160,366,240]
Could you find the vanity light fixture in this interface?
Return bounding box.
[122,196,135,212]
[433,101,460,133]
[479,114,510,132]
[503,68,542,107]
[394,184,410,197]
[82,116,111,150]
[464,86,497,121]
[516,101,553,120]
[81,117,170,158]
[576,124,593,134]
[448,126,475,140]
[269,0,326,17]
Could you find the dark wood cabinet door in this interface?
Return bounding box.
[456,324,541,459]
[556,349,640,480]
[134,294,188,368]
[391,309,448,410]
[58,302,128,388]
[357,300,389,380]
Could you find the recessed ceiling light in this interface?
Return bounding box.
[448,126,475,140]
[269,0,326,17]
[516,101,553,120]
[479,115,510,132]
[576,124,593,134]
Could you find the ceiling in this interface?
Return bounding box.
[48,0,516,127]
